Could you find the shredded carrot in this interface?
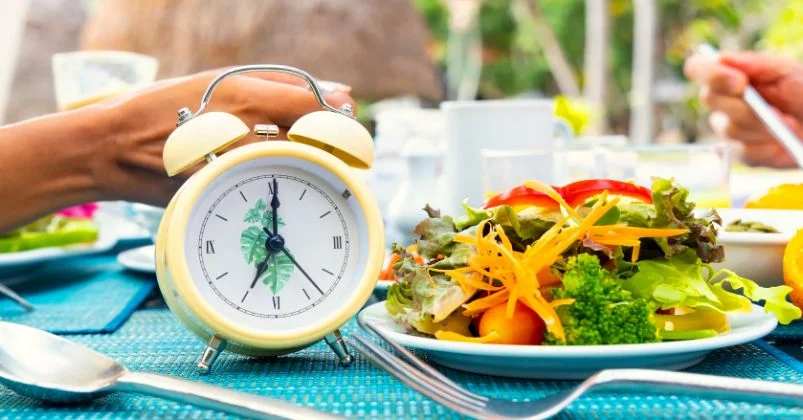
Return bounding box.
[587,225,688,237]
[505,288,520,319]
[523,180,582,222]
[591,237,642,247]
[462,290,510,316]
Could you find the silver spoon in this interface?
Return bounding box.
[0,321,339,419]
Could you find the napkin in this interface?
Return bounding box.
[0,254,155,334]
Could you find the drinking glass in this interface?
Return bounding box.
[52,51,158,111]
[601,143,732,208]
[481,146,603,198]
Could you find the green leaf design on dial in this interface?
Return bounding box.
[239,196,294,295]
[243,199,267,224]
[240,226,268,265]
[260,251,295,294]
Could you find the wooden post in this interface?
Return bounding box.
[583,0,609,134]
[629,0,657,144]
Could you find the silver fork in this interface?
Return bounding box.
[348,321,803,419]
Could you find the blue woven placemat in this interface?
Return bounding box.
[0,255,155,334]
[769,320,803,342]
[1,308,802,419]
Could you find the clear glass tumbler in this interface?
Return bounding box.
[600,143,732,208]
[481,146,604,197]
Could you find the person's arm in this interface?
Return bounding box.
[0,106,110,231]
[0,70,353,233]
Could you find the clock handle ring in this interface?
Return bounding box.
[177,65,352,126]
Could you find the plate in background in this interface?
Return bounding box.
[714,208,803,286]
[0,213,119,281]
[117,245,156,274]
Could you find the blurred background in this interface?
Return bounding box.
[3,0,803,142]
[4,0,803,242]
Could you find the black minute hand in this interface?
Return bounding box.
[281,249,324,295]
[270,178,279,236]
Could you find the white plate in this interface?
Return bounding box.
[714,208,803,286]
[375,280,393,292]
[359,301,777,379]
[117,245,156,274]
[0,213,120,281]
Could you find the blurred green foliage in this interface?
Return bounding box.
[761,0,803,59]
[413,0,797,132]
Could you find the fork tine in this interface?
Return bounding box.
[358,318,487,402]
[347,334,487,412]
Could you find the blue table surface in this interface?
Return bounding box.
[1,249,802,419]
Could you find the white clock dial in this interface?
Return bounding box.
[183,158,364,332]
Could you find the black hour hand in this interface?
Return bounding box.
[250,255,269,289]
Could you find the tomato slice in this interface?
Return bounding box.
[481,185,560,209]
[561,179,652,207]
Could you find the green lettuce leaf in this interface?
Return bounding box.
[453,201,488,230]
[649,177,724,263]
[709,269,801,324]
[452,203,557,251]
[623,249,801,324]
[414,215,459,260]
[617,203,655,228]
[385,245,474,334]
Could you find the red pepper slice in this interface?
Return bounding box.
[481,185,560,209]
[482,179,652,209]
[561,179,652,207]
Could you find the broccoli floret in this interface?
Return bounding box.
[546,254,659,345]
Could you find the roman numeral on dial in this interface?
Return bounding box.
[333,236,342,249]
[272,296,280,310]
[206,240,215,254]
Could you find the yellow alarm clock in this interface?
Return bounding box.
[154,65,384,374]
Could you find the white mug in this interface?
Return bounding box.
[440,99,573,215]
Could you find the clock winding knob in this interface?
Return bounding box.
[254,124,280,139]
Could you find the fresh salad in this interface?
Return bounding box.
[0,204,99,253]
[385,178,802,346]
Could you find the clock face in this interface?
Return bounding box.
[183,157,365,332]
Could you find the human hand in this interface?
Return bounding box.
[684,51,803,167]
[90,69,354,206]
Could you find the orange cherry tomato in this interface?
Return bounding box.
[478,301,546,345]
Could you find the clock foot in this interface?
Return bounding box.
[197,335,227,375]
[324,329,353,366]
